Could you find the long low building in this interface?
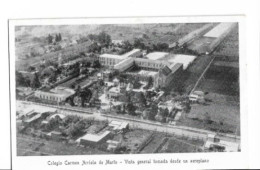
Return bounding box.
[114,57,134,72]
[99,49,141,68]
[34,86,75,103]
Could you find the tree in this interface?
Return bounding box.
[79,88,92,107]
[55,34,59,42]
[122,40,132,51]
[142,33,149,39]
[15,71,30,87]
[87,34,98,41]
[45,118,59,131]
[133,38,145,49]
[48,72,57,83]
[30,73,41,89]
[126,102,136,115]
[162,108,169,117]
[88,42,101,53]
[47,34,53,44]
[92,60,101,68]
[97,31,111,47]
[156,43,169,51]
[147,76,153,88]
[147,103,158,120]
[155,113,164,123]
[58,33,62,41]
[136,92,146,107]
[27,66,36,72]
[142,109,149,119]
[203,112,212,124]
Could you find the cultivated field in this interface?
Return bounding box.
[159,137,203,153]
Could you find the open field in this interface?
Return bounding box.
[177,59,240,135]
[17,134,109,156]
[178,100,240,135]
[197,64,239,96]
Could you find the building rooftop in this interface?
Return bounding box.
[24,112,42,123]
[146,52,169,60]
[78,131,111,143]
[100,54,127,60]
[169,63,183,73]
[121,49,141,57]
[109,87,121,94]
[160,65,172,76]
[138,70,158,77]
[35,86,75,98]
[204,23,236,38]
[204,139,240,152]
[49,114,66,120]
[109,121,129,130]
[167,54,196,70]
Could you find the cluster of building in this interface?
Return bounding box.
[204,134,240,152]
[99,49,196,89]
[76,120,129,151]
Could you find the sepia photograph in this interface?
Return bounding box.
[12,19,241,157]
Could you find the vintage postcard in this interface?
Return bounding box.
[9,16,247,169]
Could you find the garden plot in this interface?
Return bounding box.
[119,129,153,153]
[159,137,202,153]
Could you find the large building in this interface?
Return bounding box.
[34,86,75,103]
[145,52,169,60]
[101,51,196,88]
[153,63,183,88]
[99,49,141,68]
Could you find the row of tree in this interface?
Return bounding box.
[118,38,169,53]
[16,71,41,89]
[88,31,111,47]
[47,33,62,44]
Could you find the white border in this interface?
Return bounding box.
[9,16,247,170]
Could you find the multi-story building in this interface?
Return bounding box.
[100,51,189,89]
[98,49,141,68]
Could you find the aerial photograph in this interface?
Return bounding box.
[14,22,240,156]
